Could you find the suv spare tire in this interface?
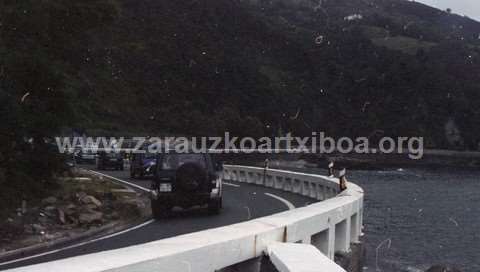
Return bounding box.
[175,162,207,192]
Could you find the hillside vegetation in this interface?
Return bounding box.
[1,0,480,211]
[71,0,480,148]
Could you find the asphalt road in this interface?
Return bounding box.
[0,166,313,271]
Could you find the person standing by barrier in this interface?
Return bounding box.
[339,168,347,192]
[263,158,269,184]
[328,161,334,177]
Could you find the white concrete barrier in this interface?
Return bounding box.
[222,165,364,260]
[7,165,363,272]
[267,242,346,272]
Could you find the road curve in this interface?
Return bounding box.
[0,166,313,271]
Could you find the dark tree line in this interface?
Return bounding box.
[0,0,118,215]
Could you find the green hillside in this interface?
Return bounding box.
[68,0,480,148]
[2,0,480,211]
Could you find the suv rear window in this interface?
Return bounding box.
[144,152,156,159]
[161,154,206,170]
[106,153,121,159]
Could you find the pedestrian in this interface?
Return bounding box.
[339,168,347,192]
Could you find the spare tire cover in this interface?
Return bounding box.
[175,162,207,191]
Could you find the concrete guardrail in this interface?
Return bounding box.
[6,165,364,272]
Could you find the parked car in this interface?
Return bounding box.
[130,151,157,178]
[73,143,98,164]
[97,151,124,170]
[150,152,223,218]
[74,149,97,164]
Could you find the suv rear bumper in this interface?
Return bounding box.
[151,191,220,207]
[101,161,123,166]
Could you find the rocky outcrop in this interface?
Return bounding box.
[426,265,462,272]
[41,197,57,205]
[0,170,150,254]
[79,211,104,224]
[80,195,103,208]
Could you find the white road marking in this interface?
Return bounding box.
[89,170,151,192]
[0,219,155,266]
[264,193,295,210]
[223,182,240,187]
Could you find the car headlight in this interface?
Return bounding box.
[144,161,156,168]
[146,162,156,172]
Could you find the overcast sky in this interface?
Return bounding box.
[416,0,480,21]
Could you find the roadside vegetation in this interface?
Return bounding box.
[0,0,118,225]
[0,169,148,252]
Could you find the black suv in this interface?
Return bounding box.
[150,152,222,218]
[96,151,124,170]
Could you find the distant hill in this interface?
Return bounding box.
[237,0,480,148]
[245,0,480,51]
[8,0,480,149]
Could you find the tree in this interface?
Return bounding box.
[0,0,119,217]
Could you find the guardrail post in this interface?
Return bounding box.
[334,218,351,254]
[301,236,311,244]
[293,179,301,193]
[322,185,328,200]
[350,213,360,243]
[240,171,247,183]
[284,178,292,192]
[311,229,329,255]
[327,224,336,259]
[359,207,364,238]
[256,172,262,185]
[223,169,229,180]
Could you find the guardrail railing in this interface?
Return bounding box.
[6,165,363,272]
[222,165,364,260]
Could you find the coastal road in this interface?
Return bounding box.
[0,165,314,270]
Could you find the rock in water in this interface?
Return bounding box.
[426,265,462,272]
